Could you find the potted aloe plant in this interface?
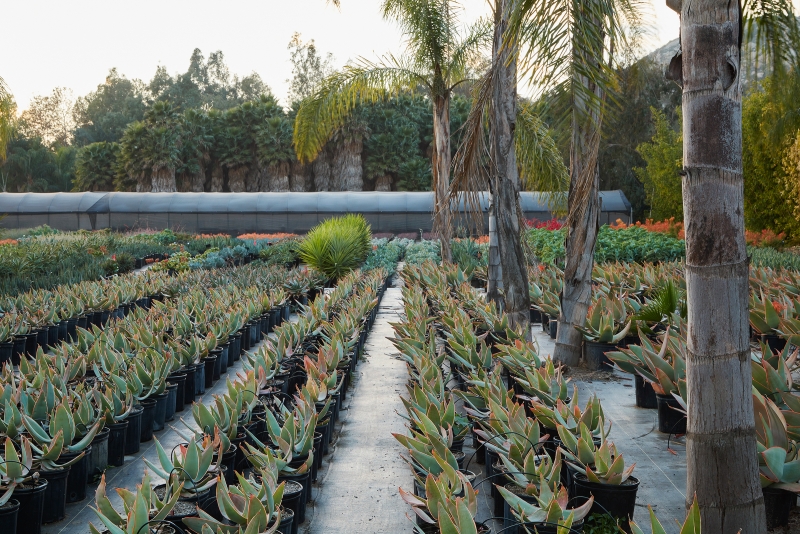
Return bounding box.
[558,424,639,529]
[0,437,47,534]
[90,472,183,534]
[577,293,632,370]
[399,469,489,534]
[498,483,594,534]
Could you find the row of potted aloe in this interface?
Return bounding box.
[0,263,306,534]
[85,266,393,534]
[392,261,699,534]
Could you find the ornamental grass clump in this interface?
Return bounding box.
[299,214,372,282]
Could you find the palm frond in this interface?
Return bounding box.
[382,0,463,72]
[293,57,426,163]
[743,0,800,80]
[516,101,568,212]
[446,18,494,88]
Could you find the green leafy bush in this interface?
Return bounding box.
[750,246,800,270]
[299,214,372,281]
[405,240,441,264]
[259,238,301,266]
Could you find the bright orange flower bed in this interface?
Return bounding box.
[0,239,18,246]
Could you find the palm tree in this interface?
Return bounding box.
[451,0,568,333]
[294,0,490,262]
[670,0,800,529]
[0,78,13,165]
[507,0,643,366]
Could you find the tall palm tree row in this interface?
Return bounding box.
[294,0,490,262]
[0,78,13,165]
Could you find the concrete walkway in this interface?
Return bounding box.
[303,283,411,533]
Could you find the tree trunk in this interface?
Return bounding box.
[332,138,363,191]
[268,161,290,192]
[552,15,603,368]
[191,165,205,192]
[228,166,247,193]
[151,166,176,192]
[681,2,764,531]
[487,201,503,302]
[489,0,531,334]
[375,174,392,191]
[209,162,223,192]
[245,166,261,192]
[432,94,453,262]
[313,149,332,191]
[291,161,310,192]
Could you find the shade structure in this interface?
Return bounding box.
[0,190,631,233]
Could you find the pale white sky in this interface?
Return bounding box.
[3,0,680,111]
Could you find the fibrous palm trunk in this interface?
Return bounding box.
[553,15,603,368]
[268,162,290,192]
[228,166,247,193]
[680,1,764,530]
[191,165,206,192]
[313,150,332,191]
[291,161,310,192]
[332,138,364,191]
[151,166,177,192]
[489,0,530,333]
[432,94,453,263]
[209,162,223,192]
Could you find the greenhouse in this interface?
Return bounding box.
[0,190,632,233]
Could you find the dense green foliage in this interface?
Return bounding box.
[749,246,800,270]
[299,214,372,281]
[362,238,412,272]
[634,108,684,220]
[404,240,441,264]
[526,226,686,264]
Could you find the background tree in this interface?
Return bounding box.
[73,69,147,145]
[634,107,683,220]
[74,142,120,191]
[0,78,13,164]
[19,87,76,147]
[294,0,490,261]
[286,33,335,106]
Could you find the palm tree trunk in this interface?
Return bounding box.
[552,14,603,367]
[332,138,363,191]
[313,149,332,191]
[151,166,176,192]
[268,161,290,191]
[209,162,223,192]
[291,161,310,191]
[680,1,764,530]
[433,94,453,262]
[228,166,247,193]
[487,202,502,301]
[489,0,531,334]
[191,165,205,192]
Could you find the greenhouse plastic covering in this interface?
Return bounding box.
[0,191,631,233]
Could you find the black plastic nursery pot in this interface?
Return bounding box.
[210,348,223,381]
[549,316,558,339]
[573,474,639,529]
[279,480,304,534]
[152,392,169,432]
[11,337,25,366]
[273,507,294,534]
[171,373,187,412]
[40,466,70,523]
[88,426,111,482]
[164,382,178,422]
[107,419,128,467]
[502,484,539,534]
[0,499,19,534]
[14,478,47,534]
[517,521,584,533]
[219,345,230,371]
[0,343,11,368]
[635,374,658,409]
[203,356,217,389]
[656,394,686,435]
[47,325,58,347]
[125,405,144,455]
[61,445,92,503]
[764,486,797,529]
[139,398,157,442]
[529,308,542,324]
[217,444,238,484]
[583,341,616,371]
[278,471,309,524]
[761,334,787,353]
[23,332,38,358]
[35,328,49,350]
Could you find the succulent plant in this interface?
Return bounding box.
[89,472,183,534]
[143,436,222,498]
[399,470,479,534]
[498,483,594,531]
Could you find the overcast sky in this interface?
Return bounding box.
[3,0,680,111]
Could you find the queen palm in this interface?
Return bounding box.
[450,0,568,334]
[295,0,490,262]
[0,78,13,165]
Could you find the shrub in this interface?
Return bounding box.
[299,214,372,281]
